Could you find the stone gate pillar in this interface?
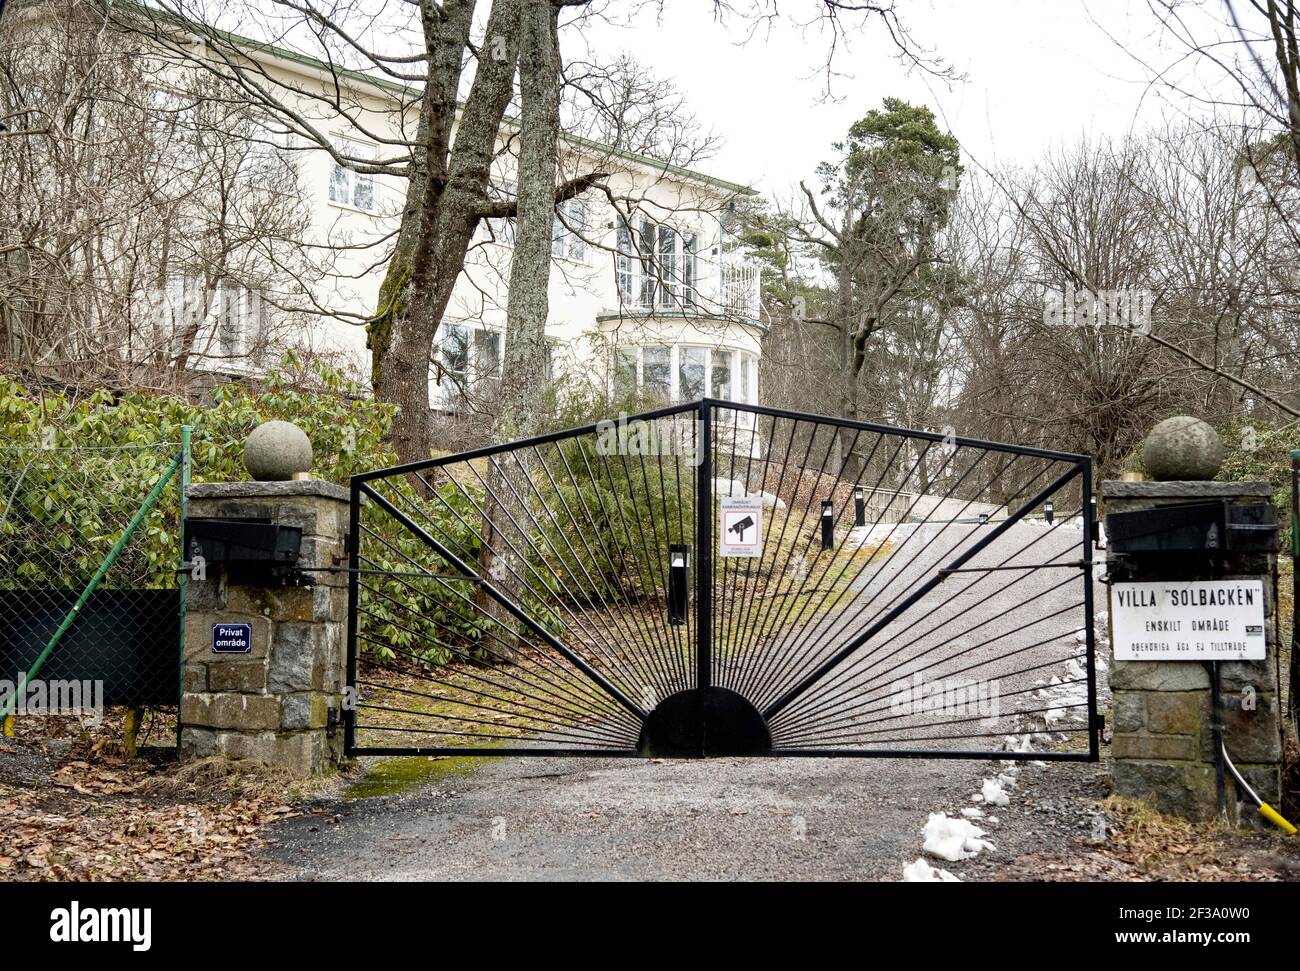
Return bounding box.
[1102,419,1283,823]
[180,472,350,776]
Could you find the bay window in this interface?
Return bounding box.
[611,344,758,406]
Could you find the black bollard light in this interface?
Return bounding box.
[854,486,866,527]
[668,544,689,626]
[1044,500,1054,525]
[821,500,835,550]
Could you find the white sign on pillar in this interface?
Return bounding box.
[720,496,763,558]
[1110,579,1266,661]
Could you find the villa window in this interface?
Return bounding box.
[615,216,699,310]
[710,348,733,399]
[329,139,376,212]
[473,328,502,388]
[441,323,469,386]
[613,345,638,397]
[553,199,587,260]
[642,345,671,400]
[238,116,295,183]
[738,352,757,403]
[438,322,502,405]
[678,346,706,400]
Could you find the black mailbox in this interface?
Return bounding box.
[184,517,303,578]
[1106,500,1277,555]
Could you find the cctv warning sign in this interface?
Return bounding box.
[720,496,762,558]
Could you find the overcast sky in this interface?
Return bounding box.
[575,0,1241,196]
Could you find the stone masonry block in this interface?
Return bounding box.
[179,725,218,759]
[1203,692,1283,765]
[206,658,269,694]
[313,584,347,622]
[1109,660,1209,692]
[215,730,324,775]
[281,692,329,731]
[268,622,323,693]
[1219,659,1278,695]
[1113,732,1196,761]
[1112,692,1145,733]
[183,665,207,693]
[1112,760,1219,821]
[1146,691,1207,736]
[227,585,315,623]
[183,692,281,732]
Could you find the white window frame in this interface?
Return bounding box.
[552,199,588,261]
[328,138,377,214]
[613,218,699,310]
[438,322,503,404]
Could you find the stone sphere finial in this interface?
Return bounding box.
[1141,415,1224,481]
[244,420,313,481]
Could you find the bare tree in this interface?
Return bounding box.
[0,0,322,389]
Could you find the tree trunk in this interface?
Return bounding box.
[477,0,563,656]
[497,0,561,443]
[369,0,520,464]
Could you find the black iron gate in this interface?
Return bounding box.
[345,400,1098,761]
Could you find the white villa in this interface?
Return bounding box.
[162,27,767,417]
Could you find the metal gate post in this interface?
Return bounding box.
[1081,457,1099,761]
[696,400,713,692]
[176,424,191,752]
[344,479,361,754]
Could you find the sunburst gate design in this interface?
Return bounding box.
[345,400,1099,761]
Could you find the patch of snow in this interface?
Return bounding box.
[903,857,961,882]
[922,812,995,862]
[960,807,985,819]
[981,778,1011,807]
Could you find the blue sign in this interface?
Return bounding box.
[212,623,252,654]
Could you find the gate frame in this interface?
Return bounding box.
[344,399,1099,762]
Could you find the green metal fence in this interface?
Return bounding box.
[0,431,190,737]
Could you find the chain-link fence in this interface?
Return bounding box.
[0,437,188,722]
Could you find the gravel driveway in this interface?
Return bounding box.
[267,748,1108,881]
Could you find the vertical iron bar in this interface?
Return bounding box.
[345,478,361,754]
[1081,458,1099,762]
[175,425,191,752]
[697,400,712,691]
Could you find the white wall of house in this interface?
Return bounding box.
[220,47,765,411]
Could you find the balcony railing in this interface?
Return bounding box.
[720,260,760,321]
